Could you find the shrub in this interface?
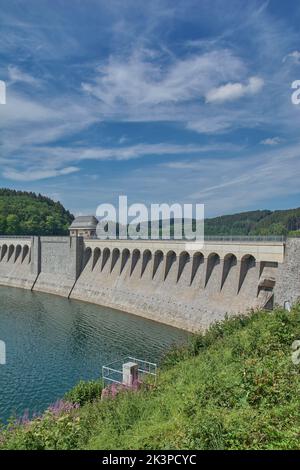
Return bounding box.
[64,379,104,406]
[0,401,83,450]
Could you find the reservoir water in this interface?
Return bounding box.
[0,286,189,423]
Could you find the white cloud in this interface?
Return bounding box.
[205,76,264,104]
[260,137,282,146]
[186,105,267,135]
[82,48,245,110]
[127,143,300,216]
[8,65,41,86]
[38,141,300,217]
[119,135,129,144]
[1,142,241,182]
[3,166,79,182]
[0,88,100,159]
[70,142,232,161]
[0,92,58,124]
[283,50,300,63]
[186,117,233,134]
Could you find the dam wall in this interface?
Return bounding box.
[33,236,84,297]
[0,236,298,331]
[70,239,285,331]
[0,237,36,289]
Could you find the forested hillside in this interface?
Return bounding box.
[0,187,299,237]
[0,189,74,236]
[205,208,300,236]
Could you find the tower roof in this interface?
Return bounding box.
[69,215,98,229]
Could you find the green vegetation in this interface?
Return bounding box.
[0,186,300,237]
[64,379,104,407]
[167,207,300,238]
[0,188,73,235]
[1,305,300,450]
[204,207,300,236]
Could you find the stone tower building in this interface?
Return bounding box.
[69,215,98,238]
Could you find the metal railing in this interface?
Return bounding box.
[203,235,286,242]
[102,356,157,387]
[88,235,286,243]
[0,235,32,240]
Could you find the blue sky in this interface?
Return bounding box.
[0,0,300,216]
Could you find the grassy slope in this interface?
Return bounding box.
[83,307,300,450]
[2,306,300,450]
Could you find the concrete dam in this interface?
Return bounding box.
[0,236,299,331]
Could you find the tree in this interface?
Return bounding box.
[0,215,6,233]
[6,214,19,234]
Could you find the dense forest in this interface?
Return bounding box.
[204,208,300,236]
[0,189,74,236]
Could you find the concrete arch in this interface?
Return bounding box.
[164,250,176,280]
[191,252,204,285]
[22,245,30,263]
[224,252,237,261]
[141,249,152,277]
[130,249,141,276]
[83,247,92,269]
[14,244,22,263]
[221,253,237,289]
[177,251,190,282]
[0,244,7,262]
[7,244,15,262]
[120,248,130,273]
[153,250,164,279]
[101,247,110,271]
[205,252,220,287]
[238,254,256,292]
[241,254,256,265]
[111,248,120,272]
[92,247,101,270]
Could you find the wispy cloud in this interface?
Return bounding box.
[81,48,245,114]
[260,136,282,146]
[282,50,300,64]
[3,166,79,182]
[7,65,42,86]
[2,142,240,182]
[205,77,264,104]
[31,139,300,217]
[145,142,300,215]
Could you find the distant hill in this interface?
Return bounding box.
[102,207,300,238]
[205,208,300,236]
[0,189,74,236]
[1,188,299,237]
[166,207,300,237]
